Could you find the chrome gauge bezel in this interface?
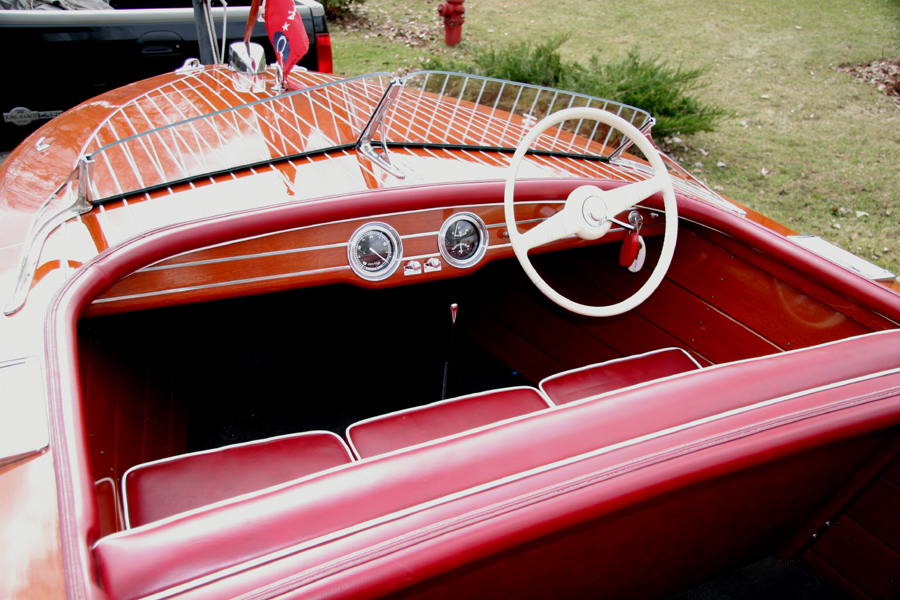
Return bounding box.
[348,222,403,282]
[438,212,489,269]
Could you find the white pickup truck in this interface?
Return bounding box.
[0,0,331,150]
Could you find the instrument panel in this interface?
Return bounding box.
[88,201,665,317]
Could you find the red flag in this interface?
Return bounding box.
[264,0,310,90]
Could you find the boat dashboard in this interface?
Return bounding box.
[85,184,667,317]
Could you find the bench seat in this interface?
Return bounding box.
[94,331,900,600]
[347,387,552,459]
[540,348,702,405]
[122,431,353,528]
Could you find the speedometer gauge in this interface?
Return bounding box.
[348,223,403,281]
[439,212,489,268]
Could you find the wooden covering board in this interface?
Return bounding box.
[78,318,188,485]
[807,518,900,600]
[846,479,900,551]
[667,228,872,350]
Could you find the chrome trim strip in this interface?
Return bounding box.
[129,363,900,600]
[91,266,351,304]
[4,157,94,316]
[401,231,440,240]
[140,242,351,272]
[789,235,896,282]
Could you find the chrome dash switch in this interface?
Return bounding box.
[424,257,442,273]
[404,260,422,276]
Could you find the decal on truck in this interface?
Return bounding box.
[3,107,63,127]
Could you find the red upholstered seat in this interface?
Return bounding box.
[123,431,353,528]
[95,477,123,537]
[348,387,552,459]
[540,348,701,405]
[93,331,900,600]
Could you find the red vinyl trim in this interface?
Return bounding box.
[44,179,900,600]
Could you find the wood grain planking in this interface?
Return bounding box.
[99,203,561,293]
[802,552,870,600]
[79,323,120,480]
[534,258,713,365]
[808,517,900,600]
[460,302,565,384]
[564,246,783,363]
[90,200,663,314]
[79,321,186,482]
[147,203,561,268]
[113,344,151,483]
[884,454,900,486]
[847,479,900,552]
[140,361,179,465]
[481,267,621,370]
[688,223,897,333]
[780,433,900,560]
[104,246,350,297]
[668,228,872,349]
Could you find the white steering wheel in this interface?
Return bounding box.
[503,107,678,317]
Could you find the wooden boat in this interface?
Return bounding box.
[2,59,900,600]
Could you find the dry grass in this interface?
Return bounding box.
[332,0,900,274]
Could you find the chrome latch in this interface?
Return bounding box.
[175,58,203,74]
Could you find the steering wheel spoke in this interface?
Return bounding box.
[503,107,678,317]
[596,175,667,220]
[519,207,584,251]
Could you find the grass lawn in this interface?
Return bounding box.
[330,0,900,275]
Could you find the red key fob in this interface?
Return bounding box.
[620,228,641,267]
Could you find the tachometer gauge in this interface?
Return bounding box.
[348,223,403,281]
[439,212,489,268]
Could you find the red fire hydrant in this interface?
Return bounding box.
[437,0,465,46]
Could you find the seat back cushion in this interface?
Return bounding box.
[95,477,123,537]
[123,431,353,528]
[348,387,551,459]
[540,348,701,405]
[94,332,900,600]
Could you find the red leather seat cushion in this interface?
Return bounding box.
[123,431,353,528]
[540,348,701,405]
[95,477,123,537]
[93,331,900,600]
[348,387,551,459]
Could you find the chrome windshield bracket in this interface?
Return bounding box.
[356,78,406,179]
[4,156,95,316]
[608,117,655,162]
